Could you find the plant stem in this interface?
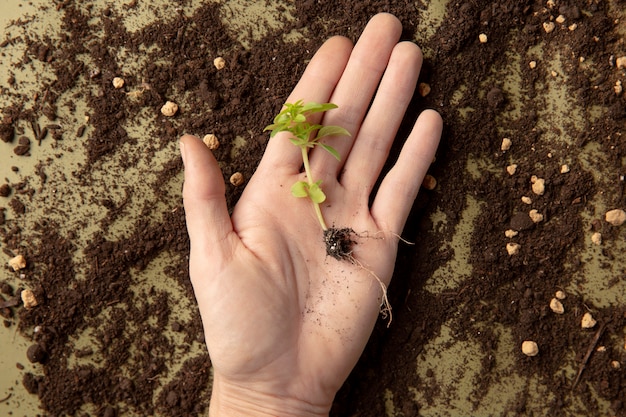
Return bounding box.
[300,146,328,231]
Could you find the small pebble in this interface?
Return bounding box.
[605,209,626,226]
[422,174,437,190]
[418,83,431,97]
[529,60,537,69]
[506,242,521,256]
[230,172,244,186]
[506,164,518,175]
[479,33,488,43]
[501,138,512,152]
[21,289,38,309]
[581,312,597,329]
[531,176,545,196]
[529,209,544,223]
[615,80,623,95]
[160,101,178,117]
[9,254,26,271]
[505,229,518,238]
[555,15,566,24]
[213,57,226,70]
[549,298,565,314]
[521,196,532,205]
[555,290,566,300]
[591,232,602,245]
[568,23,578,31]
[611,360,621,369]
[202,134,220,150]
[112,77,124,89]
[616,56,626,69]
[543,22,556,33]
[522,340,539,357]
[560,164,570,173]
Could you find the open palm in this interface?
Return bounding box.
[180,13,442,417]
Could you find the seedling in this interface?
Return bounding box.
[264,100,350,232]
[265,101,392,325]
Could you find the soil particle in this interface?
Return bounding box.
[0,184,10,197]
[26,343,47,364]
[510,212,535,231]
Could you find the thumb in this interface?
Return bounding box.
[180,134,235,256]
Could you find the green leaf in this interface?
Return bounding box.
[291,181,308,198]
[318,143,341,161]
[302,102,338,114]
[307,181,326,204]
[317,125,351,139]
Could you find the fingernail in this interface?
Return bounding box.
[179,141,187,166]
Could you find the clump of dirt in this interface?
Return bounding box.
[324,227,356,261]
[0,0,625,416]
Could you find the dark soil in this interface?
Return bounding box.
[1,1,625,416]
[324,227,357,261]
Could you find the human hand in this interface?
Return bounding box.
[180,13,442,417]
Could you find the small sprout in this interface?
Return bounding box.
[521,340,539,357]
[531,175,545,196]
[202,134,220,150]
[501,138,512,152]
[529,60,537,69]
[505,229,518,238]
[591,232,602,245]
[160,101,178,117]
[521,196,532,205]
[230,172,244,186]
[422,174,437,190]
[549,298,565,314]
[21,289,38,309]
[555,290,566,300]
[9,254,26,271]
[479,33,488,43]
[418,82,431,97]
[213,57,226,70]
[506,164,518,175]
[543,22,556,33]
[112,77,125,89]
[529,209,543,223]
[581,312,597,329]
[605,208,626,226]
[506,242,521,255]
[264,100,350,231]
[560,164,570,173]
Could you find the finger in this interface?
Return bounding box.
[370,110,442,233]
[258,36,354,173]
[180,134,236,259]
[340,41,423,193]
[309,13,402,179]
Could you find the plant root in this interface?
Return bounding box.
[351,257,393,327]
[323,227,392,326]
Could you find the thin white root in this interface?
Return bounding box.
[351,256,393,327]
[360,230,416,246]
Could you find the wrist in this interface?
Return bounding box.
[209,374,331,417]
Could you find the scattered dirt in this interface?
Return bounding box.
[0,0,625,416]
